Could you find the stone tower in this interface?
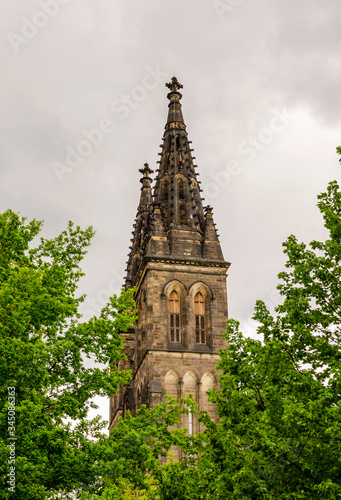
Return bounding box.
[109,77,230,433]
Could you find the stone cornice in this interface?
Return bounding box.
[134,254,230,290]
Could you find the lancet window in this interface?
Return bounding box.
[194,292,205,344]
[169,290,180,343]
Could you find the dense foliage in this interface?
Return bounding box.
[0,211,136,499]
[93,396,197,499]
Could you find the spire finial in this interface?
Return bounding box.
[166,77,183,102]
[139,162,153,176]
[166,76,183,93]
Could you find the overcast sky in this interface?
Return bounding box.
[2,0,341,424]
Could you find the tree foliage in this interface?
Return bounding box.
[0,211,137,499]
[167,155,341,498]
[95,396,197,499]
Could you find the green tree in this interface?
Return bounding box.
[95,396,197,499]
[0,210,137,499]
[147,148,341,499]
[190,153,341,498]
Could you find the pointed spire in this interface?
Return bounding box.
[125,164,153,287]
[203,206,224,260]
[125,77,228,284]
[154,78,205,231]
[138,162,153,208]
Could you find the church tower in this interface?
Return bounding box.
[109,77,230,433]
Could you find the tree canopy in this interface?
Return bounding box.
[0,211,136,499]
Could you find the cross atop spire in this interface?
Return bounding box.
[139,162,153,179]
[165,77,183,110]
[166,76,183,94]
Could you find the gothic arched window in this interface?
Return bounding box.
[194,292,205,344]
[179,179,185,200]
[169,290,180,343]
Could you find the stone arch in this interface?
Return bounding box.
[188,281,214,301]
[163,279,187,298]
[182,370,198,434]
[163,280,187,346]
[182,370,198,399]
[163,369,179,401]
[188,282,213,347]
[201,371,216,421]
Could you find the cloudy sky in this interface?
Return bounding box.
[2,0,341,424]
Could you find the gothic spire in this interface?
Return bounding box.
[203,205,224,260]
[125,163,153,287]
[125,78,227,288]
[138,162,153,208]
[153,77,205,237]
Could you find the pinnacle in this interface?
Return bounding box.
[139,162,154,176]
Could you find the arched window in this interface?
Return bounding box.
[164,370,178,400]
[183,371,198,434]
[194,292,205,344]
[169,290,180,343]
[201,372,215,420]
[179,179,185,200]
